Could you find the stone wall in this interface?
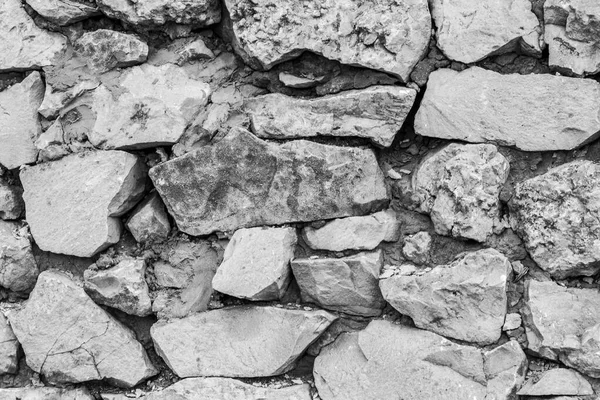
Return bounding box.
[1,0,600,399]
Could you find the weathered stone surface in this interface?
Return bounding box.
[9,271,156,387]
[0,221,38,293]
[291,251,385,316]
[430,0,541,63]
[245,86,416,147]
[509,160,600,279]
[0,387,94,400]
[25,0,100,25]
[224,0,431,81]
[302,210,399,251]
[126,192,170,244]
[545,24,600,76]
[0,0,68,71]
[97,0,221,26]
[517,368,593,396]
[0,72,44,170]
[0,180,24,220]
[484,340,528,400]
[563,322,600,378]
[74,30,148,73]
[90,64,211,150]
[151,306,336,377]
[380,249,511,345]
[503,313,522,331]
[20,151,146,257]
[412,143,509,242]
[150,127,387,236]
[84,258,152,316]
[414,67,600,151]
[212,227,297,301]
[402,231,432,265]
[0,312,19,375]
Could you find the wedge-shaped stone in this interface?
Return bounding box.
[20,151,146,257]
[0,221,38,293]
[150,127,388,236]
[0,387,94,400]
[74,30,148,73]
[245,86,416,147]
[25,0,100,25]
[8,271,157,387]
[224,0,430,81]
[517,368,593,396]
[380,249,511,345]
[126,192,171,244]
[151,306,336,377]
[484,340,528,400]
[97,0,221,26]
[0,312,19,375]
[415,67,600,151]
[0,179,24,220]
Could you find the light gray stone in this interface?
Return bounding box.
[483,340,528,400]
[25,0,100,25]
[517,368,593,396]
[0,180,24,220]
[503,313,522,331]
[20,151,146,257]
[415,67,600,151]
[545,24,600,76]
[563,322,600,378]
[402,231,432,265]
[0,221,38,293]
[126,192,171,244]
[151,306,336,377]
[74,29,148,73]
[148,37,214,66]
[96,0,221,26]
[0,387,94,400]
[0,312,19,375]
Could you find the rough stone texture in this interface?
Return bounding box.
[0,312,19,375]
[84,258,152,317]
[545,24,600,76]
[0,180,24,220]
[96,0,221,26]
[430,0,541,63]
[151,306,336,377]
[25,0,100,25]
[402,231,432,265]
[245,86,416,147]
[411,143,509,242]
[0,221,38,293]
[90,64,211,150]
[0,387,94,400]
[8,271,157,387]
[74,30,148,73]
[223,0,431,81]
[414,67,600,151]
[509,160,600,279]
[0,0,68,71]
[150,127,388,236]
[126,192,171,244]
[0,72,44,170]
[563,322,600,378]
[291,250,385,316]
[517,368,593,396]
[484,340,528,400]
[20,151,146,257]
[503,313,522,331]
[380,249,511,345]
[302,210,399,252]
[212,227,297,301]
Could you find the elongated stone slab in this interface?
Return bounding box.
[97,0,221,26]
[25,0,100,25]
[149,128,388,236]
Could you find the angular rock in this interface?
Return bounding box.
[8,271,156,387]
[0,72,44,170]
[25,0,100,25]
[291,251,385,316]
[302,210,399,252]
[0,387,94,400]
[517,368,593,396]
[0,312,19,374]
[74,30,148,73]
[430,0,541,63]
[0,221,38,293]
[212,227,297,301]
[510,160,600,279]
[484,340,528,400]
[0,180,24,220]
[126,192,171,244]
[151,306,336,377]
[0,0,68,71]
[415,67,600,151]
[224,0,431,81]
[96,0,221,26]
[84,258,152,316]
[150,127,387,236]
[412,143,509,242]
[380,249,511,345]
[20,151,146,257]
[402,231,432,265]
[245,86,417,147]
[545,24,600,76]
[563,322,600,378]
[503,313,522,331]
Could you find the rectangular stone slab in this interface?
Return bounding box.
[149,128,388,235]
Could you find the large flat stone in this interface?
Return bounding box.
[223,0,431,81]
[97,0,221,26]
[517,368,593,396]
[20,151,146,257]
[149,127,388,236]
[0,221,39,293]
[25,0,100,25]
[0,312,19,375]
[151,306,336,377]
[414,67,600,151]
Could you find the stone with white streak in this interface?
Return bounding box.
[0,312,19,375]
[25,0,100,25]
[74,30,148,73]
[96,0,221,26]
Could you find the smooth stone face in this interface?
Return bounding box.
[0,387,94,400]
[509,160,600,279]
[380,249,511,345]
[212,227,297,301]
[291,250,385,316]
[517,368,593,396]
[8,271,157,387]
[0,180,24,220]
[302,209,400,251]
[0,72,44,170]
[74,29,148,73]
[151,306,336,377]
[412,143,509,242]
[25,0,100,25]
[503,313,522,331]
[0,221,39,293]
[430,0,541,63]
[126,192,171,244]
[149,127,388,236]
[223,0,431,81]
[415,67,600,151]
[245,86,417,147]
[0,0,68,71]
[20,151,146,257]
[0,312,19,374]
[96,0,221,26]
[484,340,528,400]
